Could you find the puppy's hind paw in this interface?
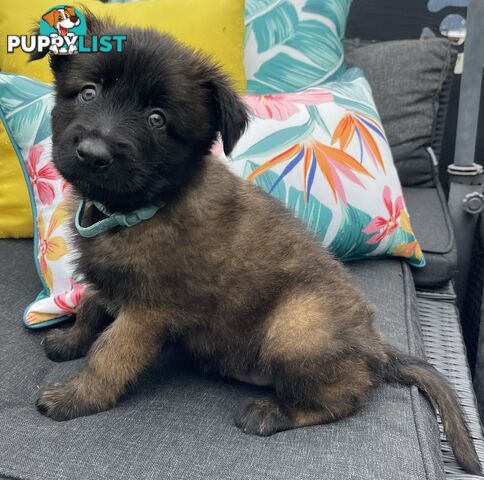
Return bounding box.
[235,398,293,436]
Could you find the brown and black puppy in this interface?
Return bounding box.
[30,13,480,474]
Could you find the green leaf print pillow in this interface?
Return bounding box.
[244,0,352,94]
[216,68,425,267]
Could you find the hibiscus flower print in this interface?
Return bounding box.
[393,240,424,262]
[211,140,224,157]
[26,144,59,205]
[25,311,60,326]
[244,90,333,121]
[38,201,69,291]
[53,280,85,314]
[363,186,404,244]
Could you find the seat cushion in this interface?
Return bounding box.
[404,186,458,288]
[0,240,444,480]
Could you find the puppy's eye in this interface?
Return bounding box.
[147,110,166,129]
[79,85,97,103]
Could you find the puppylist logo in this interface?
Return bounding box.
[7,5,126,55]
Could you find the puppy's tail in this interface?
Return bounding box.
[382,346,481,475]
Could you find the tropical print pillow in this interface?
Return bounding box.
[216,68,425,266]
[0,70,424,328]
[0,74,84,328]
[244,0,352,93]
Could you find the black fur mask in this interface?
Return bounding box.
[30,13,248,212]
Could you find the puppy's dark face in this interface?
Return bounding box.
[32,18,248,211]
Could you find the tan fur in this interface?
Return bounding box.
[84,307,163,403]
[262,290,336,362]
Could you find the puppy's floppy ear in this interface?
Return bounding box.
[205,69,249,156]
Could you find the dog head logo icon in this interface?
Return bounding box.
[42,6,80,36]
[39,5,86,54]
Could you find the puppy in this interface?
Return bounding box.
[30,14,480,474]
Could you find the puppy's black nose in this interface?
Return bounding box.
[76,139,113,173]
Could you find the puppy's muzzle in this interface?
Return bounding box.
[76,138,113,173]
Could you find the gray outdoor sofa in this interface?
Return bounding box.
[2,3,484,480]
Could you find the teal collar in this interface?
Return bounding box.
[75,198,165,238]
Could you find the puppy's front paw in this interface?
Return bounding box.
[236,399,292,436]
[36,380,105,421]
[42,328,90,362]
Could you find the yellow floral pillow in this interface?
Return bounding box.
[0,0,246,237]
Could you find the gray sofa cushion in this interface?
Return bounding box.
[0,240,444,480]
[345,38,454,187]
[404,186,458,288]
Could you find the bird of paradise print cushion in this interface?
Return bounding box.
[0,70,423,328]
[244,0,352,94]
[217,68,425,267]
